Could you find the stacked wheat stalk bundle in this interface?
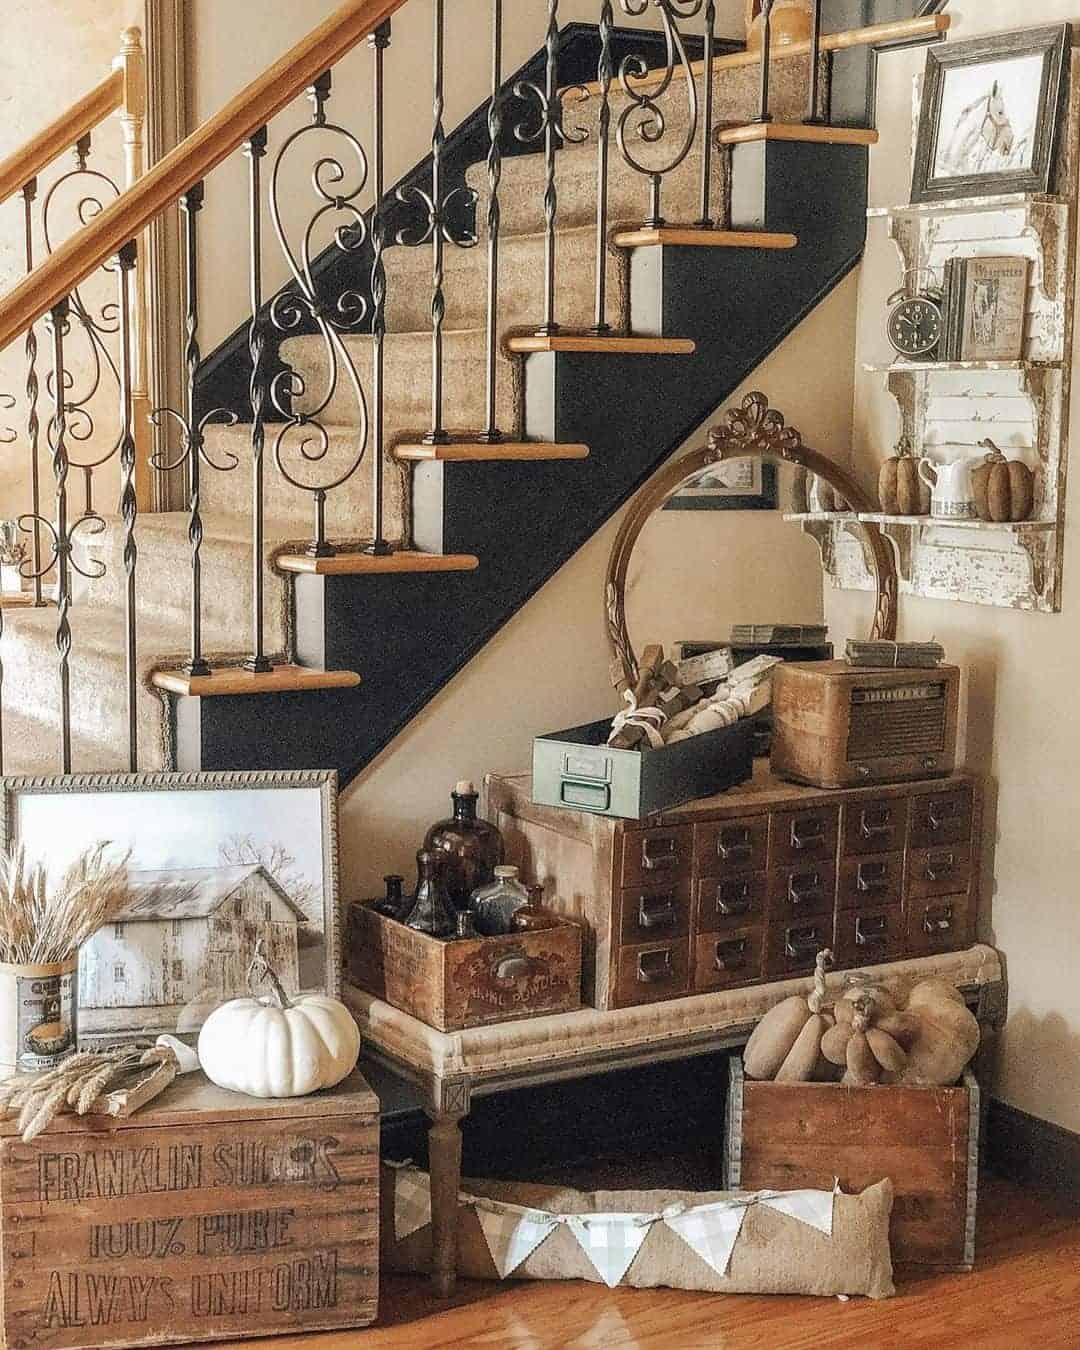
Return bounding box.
[0,842,131,965]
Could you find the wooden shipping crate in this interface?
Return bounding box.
[346,900,582,1032]
[724,1058,979,1271]
[0,1072,379,1349]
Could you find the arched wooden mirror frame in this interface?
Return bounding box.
[605,391,899,687]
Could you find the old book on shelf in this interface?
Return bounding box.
[944,255,1030,363]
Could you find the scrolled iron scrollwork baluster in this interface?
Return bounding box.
[515,0,589,336]
[267,70,372,557]
[590,0,614,335]
[698,0,717,227]
[150,183,239,677]
[115,241,139,770]
[244,126,274,670]
[615,0,703,230]
[479,0,505,442]
[368,21,392,550]
[22,178,44,605]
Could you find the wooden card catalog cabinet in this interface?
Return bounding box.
[484,766,981,1010]
[0,1074,379,1349]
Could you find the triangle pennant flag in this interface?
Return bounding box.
[392,1166,432,1241]
[565,1213,651,1288]
[663,1201,749,1279]
[758,1187,835,1236]
[474,1204,559,1278]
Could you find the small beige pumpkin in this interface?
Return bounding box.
[878,438,931,516]
[973,440,1036,523]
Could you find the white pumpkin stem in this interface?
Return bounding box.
[807,948,833,1015]
[247,939,292,1010]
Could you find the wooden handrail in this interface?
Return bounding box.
[0,0,408,354]
[0,69,123,207]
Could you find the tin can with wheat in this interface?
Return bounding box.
[0,958,78,1075]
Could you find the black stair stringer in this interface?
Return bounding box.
[183,145,868,781]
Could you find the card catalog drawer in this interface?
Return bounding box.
[837,852,904,912]
[614,939,691,1006]
[768,862,837,922]
[769,806,839,868]
[695,871,768,934]
[765,918,835,981]
[618,881,692,945]
[833,905,904,966]
[908,843,972,899]
[693,928,765,993]
[905,893,972,957]
[620,825,694,888]
[693,816,769,877]
[842,797,909,857]
[909,787,972,849]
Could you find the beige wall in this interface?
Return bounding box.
[826,3,1080,1132]
[0,0,141,524]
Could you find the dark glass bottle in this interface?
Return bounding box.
[404,851,456,939]
[374,873,408,920]
[423,780,505,910]
[510,883,558,933]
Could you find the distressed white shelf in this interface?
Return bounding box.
[862,359,1064,375]
[868,193,1067,220]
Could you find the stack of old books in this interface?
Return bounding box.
[731,624,828,646]
[845,639,945,669]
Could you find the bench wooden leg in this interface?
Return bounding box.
[426,1105,465,1297]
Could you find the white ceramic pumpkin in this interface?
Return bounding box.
[197,943,360,1098]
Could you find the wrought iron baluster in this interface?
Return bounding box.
[22,179,44,605]
[116,242,139,770]
[368,21,392,549]
[805,0,825,125]
[616,1,701,230]
[48,300,73,772]
[754,0,777,124]
[427,0,450,443]
[244,126,274,669]
[590,0,614,335]
[479,0,505,441]
[698,0,717,227]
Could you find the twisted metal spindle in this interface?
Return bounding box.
[698,0,717,227]
[116,241,139,771]
[21,179,44,606]
[537,0,561,336]
[479,0,505,442]
[805,0,825,125]
[367,20,393,548]
[755,0,777,124]
[425,0,451,445]
[590,0,614,335]
[180,183,211,678]
[243,127,274,670]
[48,299,74,773]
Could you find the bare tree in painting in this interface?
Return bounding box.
[218,836,318,922]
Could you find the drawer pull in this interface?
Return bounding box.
[716,879,752,917]
[638,894,677,930]
[637,949,674,985]
[717,827,753,862]
[926,852,956,882]
[642,837,680,872]
[859,807,893,840]
[856,861,890,893]
[855,915,889,947]
[923,903,954,935]
[790,818,827,851]
[561,779,610,812]
[788,871,825,907]
[785,926,823,960]
[715,938,748,972]
[928,799,962,831]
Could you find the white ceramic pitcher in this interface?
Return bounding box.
[918,457,978,520]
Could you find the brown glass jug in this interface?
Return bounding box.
[404,851,457,939]
[423,780,505,910]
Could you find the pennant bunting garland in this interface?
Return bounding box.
[757,1186,836,1237]
[662,1202,750,1279]
[391,1165,432,1241]
[565,1214,651,1288]
[474,1203,560,1278]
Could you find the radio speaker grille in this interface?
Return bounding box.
[847,690,947,759]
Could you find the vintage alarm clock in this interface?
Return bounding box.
[886,268,944,361]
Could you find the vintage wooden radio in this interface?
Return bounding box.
[771,662,961,790]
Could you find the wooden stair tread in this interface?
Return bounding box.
[152,663,361,697]
[613,226,797,250]
[506,334,696,355]
[716,123,880,147]
[277,550,479,575]
[394,441,589,463]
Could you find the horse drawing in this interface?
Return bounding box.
[940,81,1029,177]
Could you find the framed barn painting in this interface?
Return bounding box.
[0,770,340,1045]
[911,25,1070,204]
[663,457,778,512]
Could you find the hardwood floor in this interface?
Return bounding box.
[210,1176,1079,1350]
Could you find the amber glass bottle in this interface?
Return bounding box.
[423,780,505,910]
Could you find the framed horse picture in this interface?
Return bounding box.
[911,25,1070,204]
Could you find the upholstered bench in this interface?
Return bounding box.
[347,943,1005,1295]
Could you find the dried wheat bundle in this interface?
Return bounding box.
[0,1045,177,1141]
[0,842,132,965]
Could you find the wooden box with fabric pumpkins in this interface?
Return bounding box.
[725,957,982,1271]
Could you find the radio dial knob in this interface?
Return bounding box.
[921,756,938,770]
[855,765,871,778]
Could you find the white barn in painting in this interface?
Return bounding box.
[79,864,303,1014]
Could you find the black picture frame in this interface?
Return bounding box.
[663,461,778,512]
[911,24,1071,204]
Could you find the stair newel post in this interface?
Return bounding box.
[590,0,614,335]
[115,240,139,770]
[425,0,450,446]
[179,183,211,679]
[697,0,717,227]
[754,0,776,125]
[47,298,74,773]
[21,178,44,606]
[805,0,825,125]
[479,0,505,442]
[243,126,274,670]
[367,20,393,548]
